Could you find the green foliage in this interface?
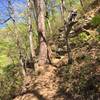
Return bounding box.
[0,0,99,99]
[0,33,12,67]
[70,32,90,46]
[0,23,29,99]
[0,64,23,100]
[95,34,100,41]
[91,15,100,26]
[96,26,100,33]
[79,32,89,41]
[95,19,100,41]
[56,0,61,5]
[59,58,99,99]
[46,14,63,38]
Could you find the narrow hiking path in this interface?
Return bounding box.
[13,2,100,100]
[13,40,100,100]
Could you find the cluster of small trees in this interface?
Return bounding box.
[0,0,94,71]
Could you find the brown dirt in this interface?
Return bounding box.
[13,3,100,100]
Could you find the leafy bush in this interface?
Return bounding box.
[70,32,90,46]
[91,15,100,26]
[0,64,23,100]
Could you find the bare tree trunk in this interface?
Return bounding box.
[28,0,36,63]
[60,0,73,64]
[60,0,64,21]
[60,0,66,22]
[66,37,73,64]
[64,24,73,64]
[8,0,26,77]
[33,0,47,66]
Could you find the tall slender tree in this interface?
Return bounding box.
[33,0,47,65]
[60,0,74,64]
[60,0,67,22]
[8,0,26,76]
[28,0,35,63]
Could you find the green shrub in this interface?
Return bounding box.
[91,15,100,26]
[0,64,23,100]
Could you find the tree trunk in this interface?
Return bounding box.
[60,0,73,64]
[28,0,36,62]
[60,0,66,22]
[60,0,64,21]
[8,0,26,77]
[33,0,47,66]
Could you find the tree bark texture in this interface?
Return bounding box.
[28,0,36,61]
[33,0,47,65]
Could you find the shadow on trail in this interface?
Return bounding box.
[12,89,46,100]
[53,57,100,100]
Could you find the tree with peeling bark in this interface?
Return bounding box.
[33,0,48,66]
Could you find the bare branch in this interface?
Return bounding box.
[0,17,11,24]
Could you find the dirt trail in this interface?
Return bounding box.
[13,2,100,100]
[13,64,62,100]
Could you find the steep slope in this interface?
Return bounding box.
[13,1,100,100]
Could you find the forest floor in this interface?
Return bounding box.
[13,38,100,100]
[13,4,100,100]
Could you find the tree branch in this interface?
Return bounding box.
[0,17,11,24]
[59,6,100,38]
